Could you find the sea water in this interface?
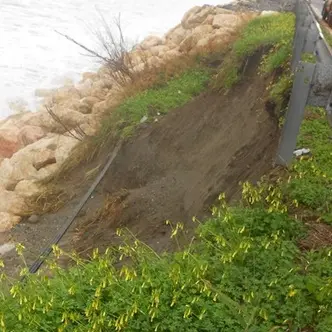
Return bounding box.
[0,0,231,119]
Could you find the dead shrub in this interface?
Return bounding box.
[23,185,74,215]
[73,190,129,256]
[56,14,137,88]
[45,103,86,141]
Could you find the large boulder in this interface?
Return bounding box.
[10,110,81,134]
[132,63,146,74]
[0,119,46,159]
[147,56,163,68]
[0,127,21,158]
[92,94,122,115]
[0,191,26,215]
[140,35,164,50]
[50,86,82,104]
[162,49,182,61]
[149,45,170,57]
[195,28,233,50]
[179,25,214,52]
[18,125,45,146]
[0,134,79,190]
[181,6,201,28]
[193,24,214,36]
[0,212,22,233]
[182,6,234,29]
[15,180,41,198]
[45,106,88,132]
[203,14,215,25]
[165,24,190,46]
[54,135,80,164]
[77,96,100,114]
[212,14,241,29]
[76,78,94,98]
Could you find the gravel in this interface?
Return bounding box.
[222,0,297,12]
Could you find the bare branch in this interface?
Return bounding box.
[45,103,86,141]
[55,13,139,88]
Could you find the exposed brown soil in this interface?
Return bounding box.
[299,219,332,250]
[1,53,280,276]
[70,56,280,256]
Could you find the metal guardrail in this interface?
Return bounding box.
[276,0,332,166]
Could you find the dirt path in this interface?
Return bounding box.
[1,54,280,277]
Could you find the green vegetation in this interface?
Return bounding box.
[1,107,332,331]
[321,24,332,49]
[5,12,332,332]
[301,52,316,63]
[45,65,211,181]
[98,68,211,139]
[214,13,295,89]
[268,71,293,121]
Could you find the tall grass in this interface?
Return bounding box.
[214,12,295,89]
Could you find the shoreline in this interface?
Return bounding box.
[0,0,236,121]
[0,0,296,121]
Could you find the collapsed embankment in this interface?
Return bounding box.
[0,5,257,232]
[71,51,279,255]
[0,7,296,276]
[6,6,331,332]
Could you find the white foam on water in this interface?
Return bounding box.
[0,0,232,119]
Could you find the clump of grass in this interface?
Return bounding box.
[83,66,211,155]
[3,107,332,331]
[321,24,332,49]
[23,184,74,215]
[45,59,212,183]
[267,70,293,120]
[214,12,295,89]
[301,52,316,63]
[286,107,332,220]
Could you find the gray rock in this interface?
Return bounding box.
[27,214,40,224]
[0,243,15,256]
[140,115,148,123]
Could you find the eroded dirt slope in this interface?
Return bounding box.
[2,55,280,276]
[73,59,280,255]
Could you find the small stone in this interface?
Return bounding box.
[140,115,148,123]
[27,215,40,224]
[0,243,15,256]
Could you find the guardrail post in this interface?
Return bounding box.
[303,21,320,53]
[276,62,316,166]
[291,13,313,69]
[325,92,332,126]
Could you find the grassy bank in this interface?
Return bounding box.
[2,107,332,331]
[5,12,327,331]
[214,12,294,90]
